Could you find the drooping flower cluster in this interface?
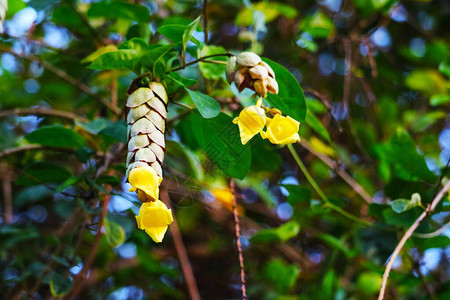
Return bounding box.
[126,75,173,243]
[227,52,278,98]
[232,98,301,145]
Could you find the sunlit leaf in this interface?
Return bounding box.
[185,89,221,119]
[26,125,86,148]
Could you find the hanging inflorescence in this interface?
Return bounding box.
[126,75,173,243]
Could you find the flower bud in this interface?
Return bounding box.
[227,52,278,98]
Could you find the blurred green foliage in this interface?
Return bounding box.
[0,0,449,299]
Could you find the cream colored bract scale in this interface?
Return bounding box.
[126,83,168,183]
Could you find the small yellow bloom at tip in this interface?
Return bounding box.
[260,114,300,145]
[128,166,162,202]
[135,200,173,243]
[233,105,266,145]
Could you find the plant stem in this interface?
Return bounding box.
[287,144,371,227]
[168,52,232,73]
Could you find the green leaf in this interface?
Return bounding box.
[17,162,72,186]
[356,272,382,296]
[250,221,300,243]
[263,58,307,122]
[263,259,299,294]
[51,5,88,34]
[104,218,126,248]
[88,2,149,23]
[100,121,127,144]
[420,236,450,250]
[5,0,26,18]
[118,38,149,55]
[75,118,111,135]
[318,234,356,257]
[391,193,422,213]
[81,45,118,64]
[388,128,436,182]
[185,89,221,119]
[439,59,450,77]
[26,125,86,148]
[299,11,336,38]
[283,185,311,206]
[198,45,228,80]
[182,16,201,51]
[430,94,450,106]
[164,72,198,94]
[88,50,140,71]
[140,44,175,74]
[50,273,73,297]
[235,2,297,26]
[405,69,447,96]
[190,112,252,179]
[158,24,202,48]
[305,110,331,142]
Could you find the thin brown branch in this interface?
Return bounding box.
[0,144,45,159]
[168,52,232,73]
[63,193,111,300]
[299,140,373,204]
[230,179,247,300]
[1,163,13,223]
[342,37,352,111]
[361,37,378,78]
[0,45,121,115]
[378,180,450,300]
[161,181,201,300]
[0,107,88,122]
[203,0,208,44]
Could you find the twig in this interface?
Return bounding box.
[230,179,247,300]
[161,182,201,300]
[168,52,232,73]
[0,107,88,122]
[361,37,378,78]
[63,193,111,300]
[378,179,450,300]
[0,45,121,115]
[288,144,371,226]
[1,163,13,223]
[203,0,208,44]
[303,88,332,111]
[342,37,352,111]
[0,144,45,159]
[413,221,450,238]
[299,140,373,204]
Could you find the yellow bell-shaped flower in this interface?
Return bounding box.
[260,114,300,145]
[135,200,173,243]
[232,105,266,145]
[128,166,162,202]
[211,188,244,215]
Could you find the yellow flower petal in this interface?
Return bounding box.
[261,114,300,145]
[210,188,244,215]
[135,200,173,243]
[233,105,266,145]
[128,166,162,201]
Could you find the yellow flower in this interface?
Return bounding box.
[232,105,266,145]
[260,114,300,145]
[135,200,173,243]
[128,166,162,202]
[210,188,244,215]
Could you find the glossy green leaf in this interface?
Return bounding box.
[305,110,331,142]
[263,259,299,294]
[81,45,118,64]
[118,38,149,55]
[190,112,252,179]
[388,128,436,182]
[430,94,450,106]
[26,125,86,148]
[140,44,175,74]
[88,2,149,23]
[104,218,126,248]
[198,45,228,80]
[182,16,201,51]
[405,69,447,96]
[50,273,73,297]
[299,11,336,38]
[263,58,307,122]
[17,162,72,186]
[158,24,201,48]
[250,221,300,243]
[185,89,221,119]
[88,50,140,71]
